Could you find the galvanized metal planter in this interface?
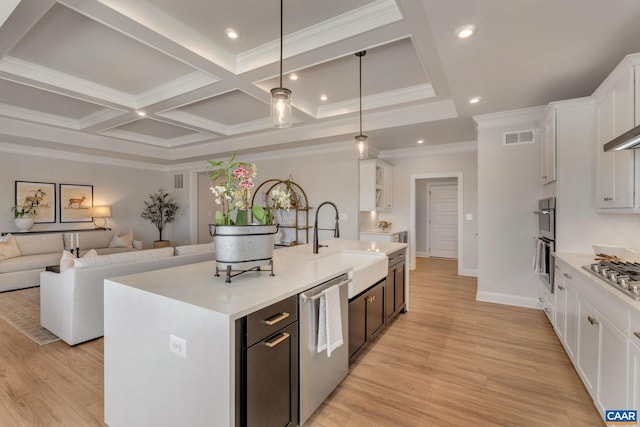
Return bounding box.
[209,224,277,283]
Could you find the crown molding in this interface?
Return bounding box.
[0,56,139,107]
[0,102,80,129]
[136,71,219,107]
[236,0,402,73]
[316,84,435,118]
[473,105,546,130]
[77,107,126,129]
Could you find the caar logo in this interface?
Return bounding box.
[606,410,637,425]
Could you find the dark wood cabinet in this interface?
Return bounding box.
[385,249,406,323]
[237,296,299,427]
[348,278,385,363]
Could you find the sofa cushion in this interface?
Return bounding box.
[60,249,98,272]
[0,252,61,274]
[93,247,137,255]
[74,247,174,269]
[175,242,214,255]
[15,233,64,256]
[109,229,133,248]
[63,230,115,250]
[0,234,21,260]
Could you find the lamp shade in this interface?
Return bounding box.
[91,206,111,218]
[355,135,368,160]
[271,87,292,128]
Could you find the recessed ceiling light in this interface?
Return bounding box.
[456,24,477,39]
[469,96,481,104]
[417,139,424,144]
[289,73,298,81]
[320,94,327,101]
[225,28,238,39]
[136,111,146,117]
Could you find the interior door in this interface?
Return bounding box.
[428,184,458,259]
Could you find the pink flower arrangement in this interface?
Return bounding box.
[207,153,258,225]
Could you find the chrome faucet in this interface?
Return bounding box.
[313,201,340,254]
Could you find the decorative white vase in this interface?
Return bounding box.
[14,216,35,232]
[209,224,277,282]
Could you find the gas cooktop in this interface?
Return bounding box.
[582,261,640,300]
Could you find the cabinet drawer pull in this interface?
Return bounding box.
[262,312,290,326]
[588,316,599,326]
[562,273,572,279]
[366,295,376,303]
[557,285,565,291]
[263,332,290,348]
[634,332,640,340]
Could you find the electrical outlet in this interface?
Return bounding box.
[170,334,187,359]
[465,213,473,221]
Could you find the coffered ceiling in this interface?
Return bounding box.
[0,0,640,167]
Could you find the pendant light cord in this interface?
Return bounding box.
[279,0,283,89]
[356,51,366,136]
[359,52,362,135]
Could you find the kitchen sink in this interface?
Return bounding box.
[312,252,388,298]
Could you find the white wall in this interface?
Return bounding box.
[0,152,176,248]
[381,149,478,274]
[184,146,361,244]
[475,108,544,307]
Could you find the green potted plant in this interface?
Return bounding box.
[11,188,46,231]
[140,189,179,248]
[207,152,277,282]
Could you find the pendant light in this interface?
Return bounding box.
[355,51,368,159]
[271,0,292,128]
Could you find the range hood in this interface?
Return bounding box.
[603,123,640,151]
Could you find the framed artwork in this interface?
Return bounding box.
[59,184,93,223]
[15,181,56,223]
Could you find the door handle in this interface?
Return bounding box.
[263,332,290,348]
[562,273,572,279]
[262,312,290,326]
[634,332,640,341]
[587,316,599,326]
[557,285,565,291]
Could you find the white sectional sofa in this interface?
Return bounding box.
[40,243,215,345]
[0,229,138,293]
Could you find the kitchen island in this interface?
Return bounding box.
[103,239,407,427]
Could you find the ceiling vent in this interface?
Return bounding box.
[503,129,534,146]
[174,174,184,189]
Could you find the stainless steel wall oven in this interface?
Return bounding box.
[534,197,556,293]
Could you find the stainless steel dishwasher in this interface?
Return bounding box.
[298,273,350,425]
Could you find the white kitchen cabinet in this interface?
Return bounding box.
[576,296,600,398]
[553,260,578,362]
[554,269,566,341]
[359,230,406,243]
[539,107,556,185]
[630,339,640,411]
[536,282,554,325]
[359,159,393,211]
[594,56,640,210]
[596,315,628,416]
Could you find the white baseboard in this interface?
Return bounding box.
[459,268,478,277]
[476,291,541,309]
[416,251,428,257]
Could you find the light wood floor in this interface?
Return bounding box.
[0,258,603,426]
[307,258,604,427]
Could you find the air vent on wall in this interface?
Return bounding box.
[503,129,534,146]
[174,173,184,189]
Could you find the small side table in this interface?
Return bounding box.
[45,265,61,273]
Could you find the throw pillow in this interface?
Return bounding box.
[60,249,98,272]
[0,233,21,260]
[109,229,133,248]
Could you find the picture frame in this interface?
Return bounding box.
[59,184,93,223]
[15,181,56,223]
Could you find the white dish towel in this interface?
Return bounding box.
[317,285,343,357]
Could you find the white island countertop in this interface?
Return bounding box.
[104,239,408,427]
[107,238,407,321]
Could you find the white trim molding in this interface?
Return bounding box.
[476,291,540,309]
